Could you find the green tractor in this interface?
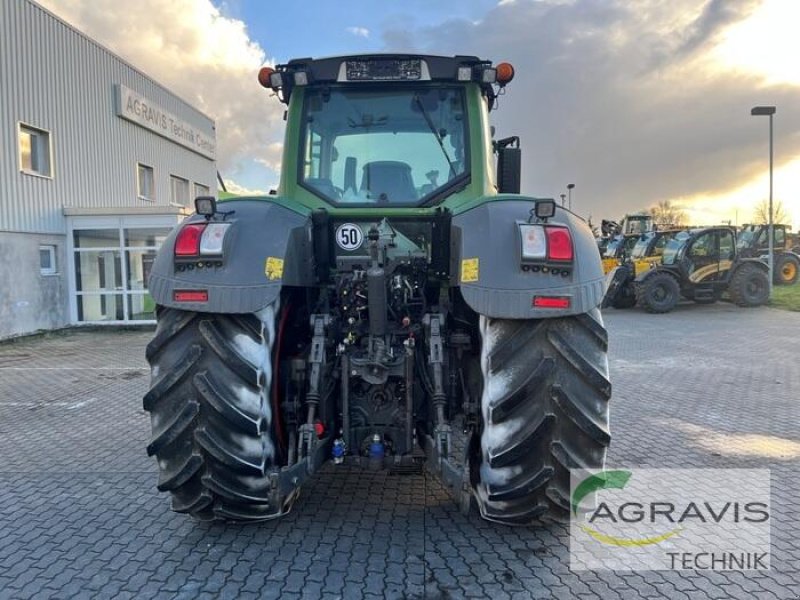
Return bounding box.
[737,224,800,285]
[632,226,769,313]
[142,55,610,524]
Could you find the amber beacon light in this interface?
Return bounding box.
[496,62,515,86]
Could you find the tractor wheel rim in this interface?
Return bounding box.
[782,262,797,280]
[653,285,668,302]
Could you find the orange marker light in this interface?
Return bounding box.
[496,62,515,85]
[258,66,275,88]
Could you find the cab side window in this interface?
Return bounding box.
[719,230,735,261]
[689,232,715,257]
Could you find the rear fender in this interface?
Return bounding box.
[731,258,769,276]
[148,199,313,313]
[452,198,605,318]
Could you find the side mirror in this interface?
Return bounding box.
[495,136,521,194]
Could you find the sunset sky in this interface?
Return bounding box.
[39,0,800,228]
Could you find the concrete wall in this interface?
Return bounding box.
[0,231,69,338]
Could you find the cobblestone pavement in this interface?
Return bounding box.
[1,304,799,599]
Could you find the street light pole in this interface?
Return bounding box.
[567,183,575,212]
[560,193,566,207]
[750,105,776,295]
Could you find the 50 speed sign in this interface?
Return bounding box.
[335,223,364,251]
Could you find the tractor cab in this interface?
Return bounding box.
[601,233,640,274]
[629,229,689,276]
[256,55,518,211]
[737,223,788,253]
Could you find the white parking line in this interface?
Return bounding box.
[0,397,99,409]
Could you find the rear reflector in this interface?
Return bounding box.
[174,290,208,303]
[533,296,571,309]
[175,224,207,256]
[199,223,230,255]
[545,226,573,261]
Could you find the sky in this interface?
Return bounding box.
[38,0,800,228]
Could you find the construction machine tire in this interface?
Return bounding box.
[775,254,799,285]
[602,266,636,309]
[474,309,611,524]
[611,290,637,309]
[143,304,291,521]
[729,263,770,307]
[636,272,680,313]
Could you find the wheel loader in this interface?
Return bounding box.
[631,226,769,313]
[737,224,800,285]
[602,229,688,309]
[143,55,610,524]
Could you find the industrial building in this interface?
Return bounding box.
[0,0,216,339]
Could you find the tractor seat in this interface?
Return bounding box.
[360,161,417,203]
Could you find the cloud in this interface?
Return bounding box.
[38,0,283,188]
[380,0,800,223]
[223,179,269,196]
[254,142,284,172]
[347,26,370,38]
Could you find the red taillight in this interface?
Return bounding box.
[175,224,206,256]
[545,226,573,261]
[533,296,571,309]
[174,290,208,302]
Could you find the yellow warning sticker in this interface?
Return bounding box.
[461,258,479,283]
[265,257,284,280]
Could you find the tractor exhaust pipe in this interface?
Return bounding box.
[367,226,387,338]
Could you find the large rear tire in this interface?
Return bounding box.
[729,263,770,306]
[144,304,292,521]
[474,309,611,524]
[636,271,680,313]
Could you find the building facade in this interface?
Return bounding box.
[0,0,216,338]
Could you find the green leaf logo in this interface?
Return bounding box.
[572,470,632,517]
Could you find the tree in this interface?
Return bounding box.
[648,200,687,227]
[752,199,789,225]
[587,215,600,238]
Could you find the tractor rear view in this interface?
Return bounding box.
[142,55,610,525]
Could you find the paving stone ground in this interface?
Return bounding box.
[0,304,799,599]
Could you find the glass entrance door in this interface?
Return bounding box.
[69,218,173,324]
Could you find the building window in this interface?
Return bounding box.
[19,123,52,177]
[137,163,155,200]
[40,245,57,275]
[194,183,210,199]
[170,175,190,206]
